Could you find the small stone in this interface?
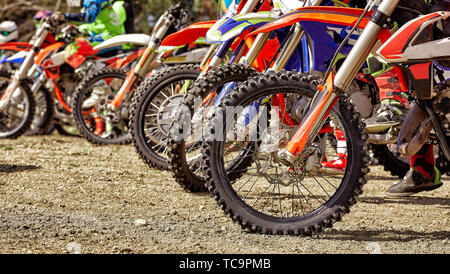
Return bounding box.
[134,219,147,227]
[199,205,204,210]
[66,242,81,254]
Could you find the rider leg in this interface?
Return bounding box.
[387,144,443,196]
[365,69,409,133]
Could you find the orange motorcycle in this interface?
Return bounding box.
[0,15,144,138]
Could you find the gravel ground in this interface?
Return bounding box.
[0,134,448,254]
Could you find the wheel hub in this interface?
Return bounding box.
[157,94,184,136]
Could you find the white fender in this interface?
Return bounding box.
[5,50,27,61]
[403,38,450,62]
[93,34,151,52]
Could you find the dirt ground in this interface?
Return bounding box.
[0,134,448,254]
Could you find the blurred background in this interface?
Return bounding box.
[0,0,218,41]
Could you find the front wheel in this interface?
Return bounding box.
[202,71,370,235]
[130,64,201,170]
[0,70,35,139]
[71,68,132,145]
[168,64,258,192]
[25,84,54,136]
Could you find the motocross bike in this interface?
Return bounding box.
[163,0,407,193]
[70,2,211,145]
[201,0,448,235]
[129,0,278,186]
[29,30,151,137]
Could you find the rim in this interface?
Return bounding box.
[142,77,196,159]
[0,81,31,137]
[214,90,353,220]
[79,74,129,140]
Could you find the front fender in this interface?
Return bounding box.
[249,7,371,37]
[206,12,275,43]
[92,34,152,52]
[35,42,65,67]
[161,20,217,47]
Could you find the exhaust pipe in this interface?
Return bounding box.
[397,103,433,157]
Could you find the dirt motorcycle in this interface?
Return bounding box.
[0,13,148,138]
[163,0,408,194]
[129,0,280,191]
[0,15,64,138]
[70,2,212,145]
[201,0,449,235]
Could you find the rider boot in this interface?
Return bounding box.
[93,116,105,136]
[387,144,443,196]
[82,85,107,109]
[365,70,409,133]
[322,128,347,171]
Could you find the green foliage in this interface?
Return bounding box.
[146,0,177,16]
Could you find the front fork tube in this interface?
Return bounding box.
[202,39,235,77]
[0,49,37,110]
[193,38,247,95]
[199,44,217,68]
[106,69,139,134]
[105,14,173,130]
[31,74,45,95]
[0,27,48,109]
[282,0,401,159]
[270,23,305,72]
[284,84,339,160]
[112,35,161,108]
[240,32,271,67]
[239,24,305,127]
[103,50,147,133]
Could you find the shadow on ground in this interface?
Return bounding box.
[321,229,450,243]
[359,196,450,207]
[0,164,40,174]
